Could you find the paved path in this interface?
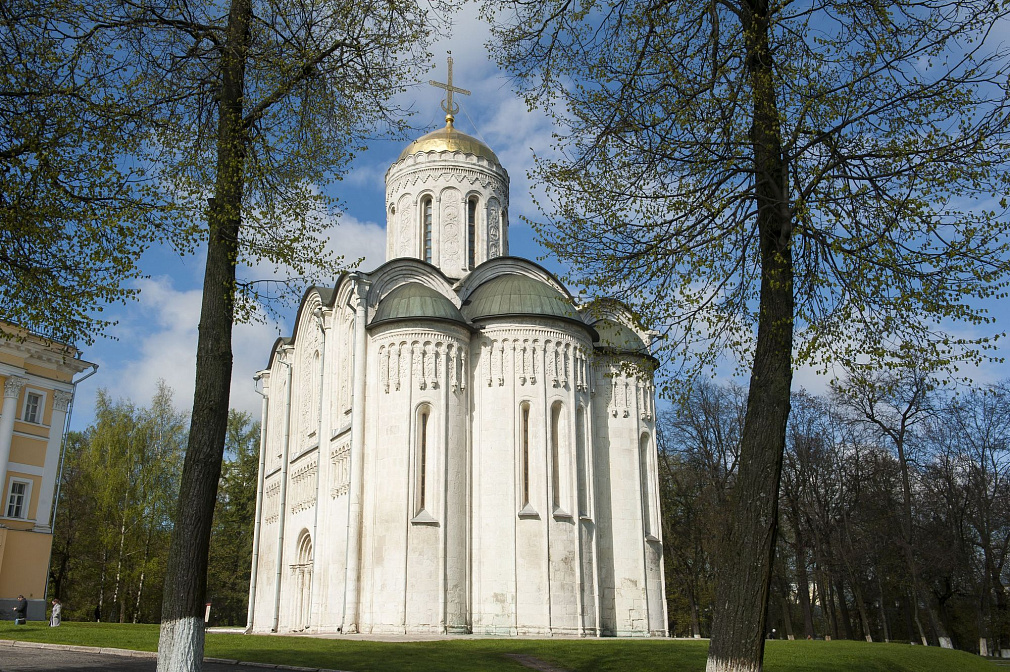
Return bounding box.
[0,641,349,672]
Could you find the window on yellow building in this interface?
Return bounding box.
[23,391,41,423]
[5,480,28,519]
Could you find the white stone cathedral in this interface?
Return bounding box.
[247,72,667,637]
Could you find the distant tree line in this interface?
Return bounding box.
[660,375,1010,657]
[48,384,258,626]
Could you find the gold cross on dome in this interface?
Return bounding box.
[429,52,470,118]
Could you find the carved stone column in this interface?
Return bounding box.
[34,389,73,530]
[0,374,27,495]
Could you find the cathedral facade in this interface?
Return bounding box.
[247,109,667,637]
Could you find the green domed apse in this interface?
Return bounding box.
[370,283,467,328]
[463,275,581,323]
[594,318,648,354]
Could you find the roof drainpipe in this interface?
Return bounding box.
[305,306,327,631]
[45,362,98,601]
[272,347,294,633]
[341,274,369,633]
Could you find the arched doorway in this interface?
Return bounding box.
[292,530,312,630]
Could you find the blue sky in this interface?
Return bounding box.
[67,5,1010,431]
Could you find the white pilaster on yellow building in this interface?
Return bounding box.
[0,324,95,620]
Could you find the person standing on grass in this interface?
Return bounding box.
[50,599,61,627]
[12,594,27,624]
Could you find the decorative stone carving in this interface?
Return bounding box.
[380,346,389,394]
[331,441,351,498]
[387,206,396,258]
[4,375,26,399]
[290,458,318,514]
[425,342,438,390]
[264,480,281,524]
[399,200,414,255]
[394,342,403,391]
[449,343,458,391]
[488,202,501,258]
[442,199,461,269]
[53,390,73,413]
[518,341,528,386]
[530,340,538,386]
[412,343,424,390]
[483,340,492,387]
[493,341,503,387]
[339,321,351,411]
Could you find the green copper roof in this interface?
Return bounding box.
[370,283,466,327]
[462,274,581,323]
[594,319,648,354]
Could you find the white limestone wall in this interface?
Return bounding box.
[385,151,508,278]
[470,332,516,635]
[360,323,471,633]
[250,346,290,633]
[590,359,667,636]
[470,320,594,635]
[250,284,668,638]
[312,298,354,633]
[251,470,279,632]
[313,431,349,632]
[442,340,470,633]
[592,360,648,636]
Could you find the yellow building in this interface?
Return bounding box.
[0,325,95,620]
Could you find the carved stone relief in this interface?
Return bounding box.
[331,442,351,498]
[290,458,318,514]
[377,332,466,394]
[488,200,501,258]
[398,197,413,256]
[442,192,461,270]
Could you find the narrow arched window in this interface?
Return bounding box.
[576,406,588,517]
[416,405,431,513]
[640,433,654,537]
[467,197,477,268]
[551,402,562,511]
[521,402,531,507]
[310,350,321,433]
[422,197,433,263]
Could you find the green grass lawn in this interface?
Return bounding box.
[0,621,998,671]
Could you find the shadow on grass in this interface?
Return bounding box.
[0,623,997,672]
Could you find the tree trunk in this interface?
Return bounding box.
[850,577,873,642]
[823,573,838,640]
[834,577,854,640]
[98,548,107,621]
[780,594,795,640]
[112,515,126,623]
[689,584,703,638]
[794,537,815,638]
[134,524,153,624]
[157,0,250,668]
[913,599,929,646]
[891,405,951,648]
[705,2,794,669]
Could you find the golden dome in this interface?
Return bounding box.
[397,116,500,165]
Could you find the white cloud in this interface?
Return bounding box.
[72,275,287,428]
[320,213,388,273]
[71,212,389,432]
